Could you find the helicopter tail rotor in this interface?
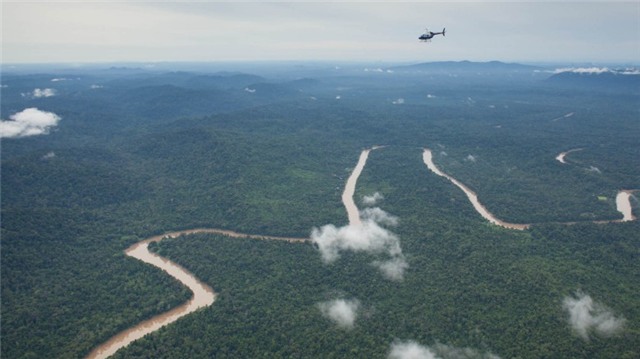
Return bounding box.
[442,28,446,36]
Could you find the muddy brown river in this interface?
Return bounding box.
[422,149,529,230]
[87,148,379,358]
[87,147,634,358]
[86,229,305,359]
[342,147,381,226]
[423,149,635,229]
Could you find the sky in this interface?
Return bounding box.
[2,1,639,64]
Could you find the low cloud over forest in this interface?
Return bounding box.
[563,291,626,340]
[311,207,408,281]
[0,108,61,138]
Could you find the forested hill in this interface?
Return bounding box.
[1,62,638,358]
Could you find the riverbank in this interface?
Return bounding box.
[342,146,383,226]
[86,229,306,359]
[87,146,635,358]
[423,149,529,230]
[423,148,636,229]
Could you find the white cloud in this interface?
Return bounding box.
[554,67,611,74]
[388,341,438,359]
[42,151,56,160]
[587,166,601,174]
[244,87,256,93]
[311,207,408,281]
[559,67,605,74]
[362,192,384,206]
[0,108,61,138]
[36,88,56,97]
[552,67,640,75]
[374,255,409,282]
[620,68,640,75]
[392,98,405,105]
[360,207,398,226]
[563,291,626,340]
[388,341,501,359]
[431,343,501,359]
[311,219,400,262]
[22,88,57,98]
[318,298,360,329]
[465,155,476,162]
[90,84,104,89]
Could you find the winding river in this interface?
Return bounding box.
[342,146,381,226]
[424,148,636,229]
[422,149,529,230]
[86,230,306,359]
[86,148,377,358]
[88,146,634,358]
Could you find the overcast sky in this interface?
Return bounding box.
[2,1,638,64]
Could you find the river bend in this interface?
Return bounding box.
[87,146,634,358]
[86,147,374,358]
[86,229,306,359]
[423,149,529,230]
[423,149,635,229]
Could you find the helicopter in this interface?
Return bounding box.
[419,27,445,42]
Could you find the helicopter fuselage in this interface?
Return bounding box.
[419,28,445,42]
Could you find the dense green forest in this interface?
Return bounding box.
[1,62,638,358]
